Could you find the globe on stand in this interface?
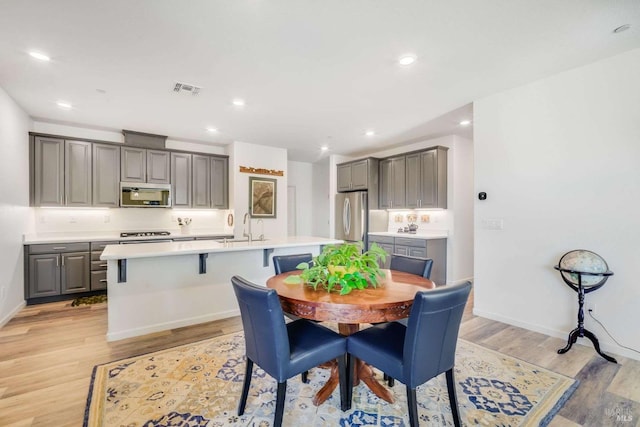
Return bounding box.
[554,249,616,363]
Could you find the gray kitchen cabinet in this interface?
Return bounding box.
[33,136,64,206]
[192,154,211,208]
[120,147,146,182]
[65,140,92,206]
[405,147,448,209]
[28,254,61,297]
[61,252,91,294]
[368,235,394,269]
[171,152,192,208]
[92,143,120,207]
[367,235,447,285]
[379,156,406,209]
[336,158,379,207]
[337,163,352,192]
[146,149,171,184]
[90,241,115,291]
[26,242,91,300]
[405,153,421,209]
[121,147,170,183]
[211,156,229,209]
[350,159,369,190]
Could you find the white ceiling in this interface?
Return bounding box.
[1,1,639,162]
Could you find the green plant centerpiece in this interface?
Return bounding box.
[283,242,387,295]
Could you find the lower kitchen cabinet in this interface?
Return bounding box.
[368,235,447,286]
[25,242,97,303]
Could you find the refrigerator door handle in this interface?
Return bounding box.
[344,198,351,236]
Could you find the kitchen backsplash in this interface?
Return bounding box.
[33,207,233,235]
[385,209,452,234]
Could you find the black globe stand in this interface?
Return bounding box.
[554,265,617,363]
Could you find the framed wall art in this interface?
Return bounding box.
[249,176,277,218]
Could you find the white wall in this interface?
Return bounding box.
[474,48,640,361]
[287,161,313,236]
[230,141,288,239]
[0,86,32,325]
[312,158,331,237]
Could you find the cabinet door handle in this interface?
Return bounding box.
[100,264,107,267]
[53,246,66,250]
[56,257,59,267]
[61,256,65,266]
[99,279,107,283]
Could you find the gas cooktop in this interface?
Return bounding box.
[120,231,171,238]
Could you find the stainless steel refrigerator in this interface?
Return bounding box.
[335,192,387,248]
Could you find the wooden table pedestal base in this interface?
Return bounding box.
[311,323,395,406]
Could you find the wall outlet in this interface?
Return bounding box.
[103,215,111,223]
[69,216,77,223]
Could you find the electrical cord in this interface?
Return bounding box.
[588,309,640,355]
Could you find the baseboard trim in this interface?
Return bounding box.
[0,300,26,329]
[473,308,640,362]
[106,309,241,342]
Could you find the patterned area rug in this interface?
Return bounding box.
[84,332,577,427]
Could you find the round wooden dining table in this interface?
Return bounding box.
[266,269,435,406]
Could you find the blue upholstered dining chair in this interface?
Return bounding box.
[346,281,472,427]
[231,276,350,427]
[389,254,434,279]
[273,253,313,275]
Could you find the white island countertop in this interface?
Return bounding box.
[101,236,343,260]
[369,231,448,239]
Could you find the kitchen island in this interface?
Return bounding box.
[100,236,342,341]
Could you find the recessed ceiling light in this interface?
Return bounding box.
[398,54,417,66]
[29,51,50,62]
[459,120,471,126]
[56,101,72,110]
[320,145,329,152]
[365,130,376,137]
[206,127,218,133]
[613,24,631,34]
[232,98,245,107]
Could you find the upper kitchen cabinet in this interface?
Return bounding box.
[33,136,64,206]
[171,152,192,208]
[92,143,120,207]
[336,158,379,207]
[32,136,92,207]
[188,155,229,209]
[406,147,448,209]
[379,156,406,209]
[64,140,92,206]
[120,147,170,183]
[210,156,229,209]
[192,154,210,208]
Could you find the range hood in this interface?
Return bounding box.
[122,130,167,149]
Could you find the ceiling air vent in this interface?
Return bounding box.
[173,82,202,96]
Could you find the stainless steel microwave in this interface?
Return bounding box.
[120,182,171,207]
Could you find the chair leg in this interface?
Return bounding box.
[274,381,287,427]
[346,353,354,409]
[338,354,350,411]
[446,368,462,427]
[406,387,419,427]
[383,373,395,387]
[301,370,309,383]
[238,357,253,416]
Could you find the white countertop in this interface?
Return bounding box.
[23,230,233,244]
[369,231,448,239]
[101,236,343,260]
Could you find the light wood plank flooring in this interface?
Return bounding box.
[0,294,638,426]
